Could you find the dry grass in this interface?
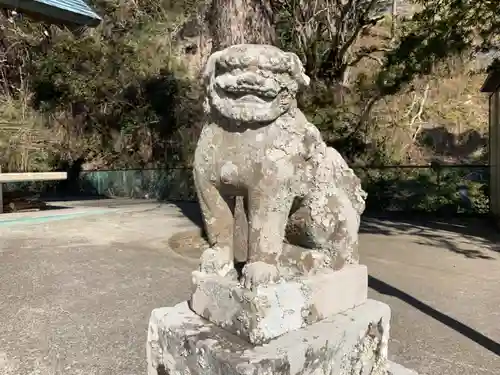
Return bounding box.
[344,17,489,164]
[0,2,206,172]
[0,94,53,171]
[371,57,488,162]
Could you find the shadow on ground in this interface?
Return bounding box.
[171,201,204,228]
[361,213,500,259]
[369,275,500,357]
[171,200,500,260]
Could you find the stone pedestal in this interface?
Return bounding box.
[147,299,417,375]
[190,264,368,344]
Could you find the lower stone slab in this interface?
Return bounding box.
[190,264,368,344]
[147,299,393,375]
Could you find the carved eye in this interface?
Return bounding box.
[269,57,279,66]
[214,63,226,77]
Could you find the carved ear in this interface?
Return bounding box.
[286,52,310,88]
[202,50,225,114]
[202,50,224,87]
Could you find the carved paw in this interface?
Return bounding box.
[241,261,280,290]
[199,247,234,277]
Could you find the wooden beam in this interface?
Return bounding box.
[0,171,67,183]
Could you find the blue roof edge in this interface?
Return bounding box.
[0,0,102,27]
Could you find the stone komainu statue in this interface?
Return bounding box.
[193,44,367,289]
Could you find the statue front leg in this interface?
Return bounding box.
[193,169,235,276]
[242,188,294,289]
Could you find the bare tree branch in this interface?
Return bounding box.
[279,0,389,84]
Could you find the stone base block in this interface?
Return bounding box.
[189,264,368,344]
[147,299,396,375]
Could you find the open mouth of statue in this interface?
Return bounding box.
[210,72,292,122]
[224,84,278,98]
[214,86,278,104]
[214,74,281,103]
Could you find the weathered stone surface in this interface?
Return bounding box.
[193,44,367,290]
[190,264,368,344]
[387,361,419,375]
[147,299,393,375]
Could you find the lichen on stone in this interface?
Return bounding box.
[193,43,367,291]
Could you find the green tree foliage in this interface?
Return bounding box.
[0,0,497,170]
[272,0,498,164]
[272,0,395,162]
[0,1,204,171]
[377,0,500,97]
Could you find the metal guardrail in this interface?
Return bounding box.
[78,164,489,215]
[79,167,197,201]
[0,164,491,215]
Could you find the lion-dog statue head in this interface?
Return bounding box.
[202,44,310,124]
